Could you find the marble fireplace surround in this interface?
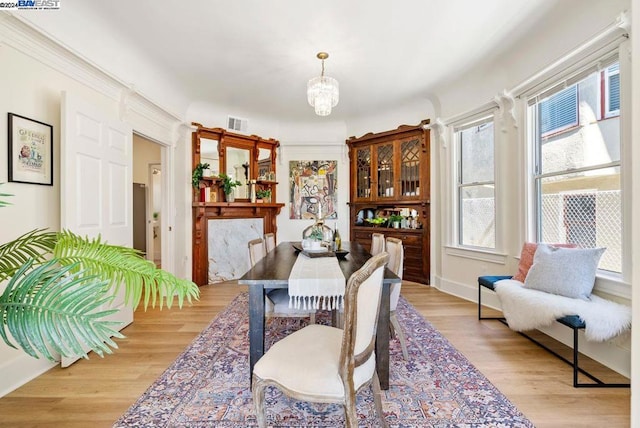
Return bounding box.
[207,218,264,283]
[192,202,283,286]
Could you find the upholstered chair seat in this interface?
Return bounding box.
[254,324,376,399]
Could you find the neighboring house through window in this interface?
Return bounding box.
[528,59,622,273]
[456,117,496,249]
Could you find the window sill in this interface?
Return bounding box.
[444,245,508,265]
[594,271,630,300]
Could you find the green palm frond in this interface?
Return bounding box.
[0,259,123,361]
[0,191,11,207]
[0,229,57,282]
[53,230,199,310]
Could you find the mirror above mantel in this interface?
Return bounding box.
[192,122,279,203]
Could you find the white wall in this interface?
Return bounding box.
[0,42,125,397]
[0,16,187,397]
[631,0,640,423]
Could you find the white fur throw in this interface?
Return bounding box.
[494,279,631,342]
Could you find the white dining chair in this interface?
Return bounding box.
[264,233,276,253]
[371,232,385,255]
[252,252,389,428]
[385,237,408,360]
[248,238,316,324]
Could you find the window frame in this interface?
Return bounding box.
[455,115,497,250]
[528,57,623,277]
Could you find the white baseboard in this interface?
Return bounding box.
[432,275,631,379]
[0,353,56,398]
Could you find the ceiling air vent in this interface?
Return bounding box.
[227,116,248,133]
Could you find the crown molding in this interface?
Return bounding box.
[0,12,184,145]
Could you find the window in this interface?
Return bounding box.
[456,118,495,249]
[529,60,621,273]
[604,63,620,117]
[539,85,578,136]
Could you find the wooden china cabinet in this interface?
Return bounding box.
[191,123,284,286]
[346,120,430,283]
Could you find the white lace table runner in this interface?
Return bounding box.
[288,253,346,310]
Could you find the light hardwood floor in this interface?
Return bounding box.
[0,282,630,427]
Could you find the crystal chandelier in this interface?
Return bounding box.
[307,52,339,116]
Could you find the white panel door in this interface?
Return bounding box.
[60,91,133,367]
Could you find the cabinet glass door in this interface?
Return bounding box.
[376,143,394,199]
[400,138,421,198]
[355,147,371,199]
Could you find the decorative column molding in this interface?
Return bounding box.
[424,118,446,148]
[616,10,630,33]
[172,122,195,147]
[494,90,516,131]
[119,86,135,122]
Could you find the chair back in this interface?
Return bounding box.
[248,238,266,267]
[370,233,385,255]
[264,233,276,253]
[339,252,388,387]
[386,237,404,311]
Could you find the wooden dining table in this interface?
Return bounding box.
[238,240,399,390]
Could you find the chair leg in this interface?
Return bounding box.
[372,371,389,428]
[343,399,358,428]
[252,375,267,428]
[390,312,408,360]
[310,312,316,324]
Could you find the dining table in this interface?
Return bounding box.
[238,240,399,390]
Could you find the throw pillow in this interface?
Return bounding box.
[512,242,576,282]
[523,244,605,300]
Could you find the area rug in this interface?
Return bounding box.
[114,292,533,427]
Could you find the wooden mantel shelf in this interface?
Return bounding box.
[192,202,285,208]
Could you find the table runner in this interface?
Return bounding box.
[288,253,346,310]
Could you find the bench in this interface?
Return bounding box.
[478,275,629,388]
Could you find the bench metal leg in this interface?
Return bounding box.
[478,284,505,321]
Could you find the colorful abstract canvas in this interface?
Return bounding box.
[289,160,337,219]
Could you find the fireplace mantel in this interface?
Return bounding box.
[192,202,284,285]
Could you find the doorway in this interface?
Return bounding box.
[132,134,163,267]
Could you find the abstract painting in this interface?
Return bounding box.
[289,160,337,219]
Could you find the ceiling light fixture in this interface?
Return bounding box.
[307,52,339,116]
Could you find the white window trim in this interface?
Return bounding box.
[444,103,498,252]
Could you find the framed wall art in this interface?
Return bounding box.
[8,113,53,186]
[289,160,337,220]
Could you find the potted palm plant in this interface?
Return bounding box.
[0,192,199,362]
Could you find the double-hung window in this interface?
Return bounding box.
[528,57,622,273]
[456,116,495,249]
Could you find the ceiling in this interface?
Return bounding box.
[23,0,563,121]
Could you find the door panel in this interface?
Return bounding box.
[61,91,133,367]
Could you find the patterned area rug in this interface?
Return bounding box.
[114,292,533,427]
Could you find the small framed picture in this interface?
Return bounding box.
[8,113,53,186]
